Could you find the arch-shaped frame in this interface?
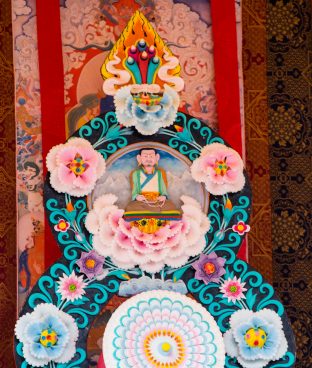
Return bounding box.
[14,112,295,367]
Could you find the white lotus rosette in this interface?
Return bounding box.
[103,291,225,367]
[85,194,210,273]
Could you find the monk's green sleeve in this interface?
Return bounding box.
[158,170,168,197]
[132,170,141,200]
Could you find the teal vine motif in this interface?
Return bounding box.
[46,196,92,260]
[165,194,250,279]
[160,112,224,161]
[270,353,296,367]
[56,349,87,368]
[187,259,285,333]
[16,342,87,368]
[225,353,296,368]
[78,113,132,159]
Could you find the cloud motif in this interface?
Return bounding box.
[114,85,180,135]
[118,276,188,297]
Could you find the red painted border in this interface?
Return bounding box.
[36,0,64,267]
[210,0,242,155]
[210,0,246,261]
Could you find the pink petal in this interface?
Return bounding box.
[181,218,191,234]
[146,247,169,262]
[73,167,97,188]
[224,153,242,168]
[168,221,183,235]
[140,260,165,273]
[167,241,185,258]
[77,147,99,166]
[110,244,132,263]
[149,226,171,244]
[131,236,151,253]
[225,169,239,181]
[191,159,207,183]
[163,232,181,248]
[58,164,77,185]
[57,146,78,165]
[99,225,115,244]
[201,155,217,170]
[131,227,153,243]
[118,219,133,237]
[108,209,124,230]
[46,144,63,172]
[115,231,133,250]
[166,254,189,268]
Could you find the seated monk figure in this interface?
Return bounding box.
[123,148,182,233]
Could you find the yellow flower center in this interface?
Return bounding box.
[204,262,216,275]
[229,285,237,293]
[144,329,185,367]
[69,283,77,292]
[68,153,88,176]
[58,221,67,230]
[244,328,267,348]
[237,224,245,231]
[214,159,229,176]
[40,329,58,347]
[85,259,96,269]
[161,342,172,352]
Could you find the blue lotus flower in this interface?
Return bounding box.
[15,303,79,367]
[223,309,288,368]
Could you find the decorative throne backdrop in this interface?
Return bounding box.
[0,0,311,366]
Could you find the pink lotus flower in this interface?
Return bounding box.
[191,143,245,195]
[232,221,250,235]
[46,138,106,197]
[85,194,210,273]
[54,219,70,232]
[57,271,87,302]
[220,276,247,304]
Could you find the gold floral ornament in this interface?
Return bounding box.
[267,0,300,42]
[269,106,302,147]
[101,11,184,135]
[272,210,305,252]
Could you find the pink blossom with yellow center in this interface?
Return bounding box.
[46,138,106,197]
[232,221,250,235]
[54,219,70,232]
[57,271,87,302]
[220,276,247,304]
[191,143,245,196]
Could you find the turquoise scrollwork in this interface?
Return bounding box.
[225,353,296,368]
[46,196,93,260]
[16,342,87,368]
[188,258,285,333]
[159,112,224,161]
[78,113,132,159]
